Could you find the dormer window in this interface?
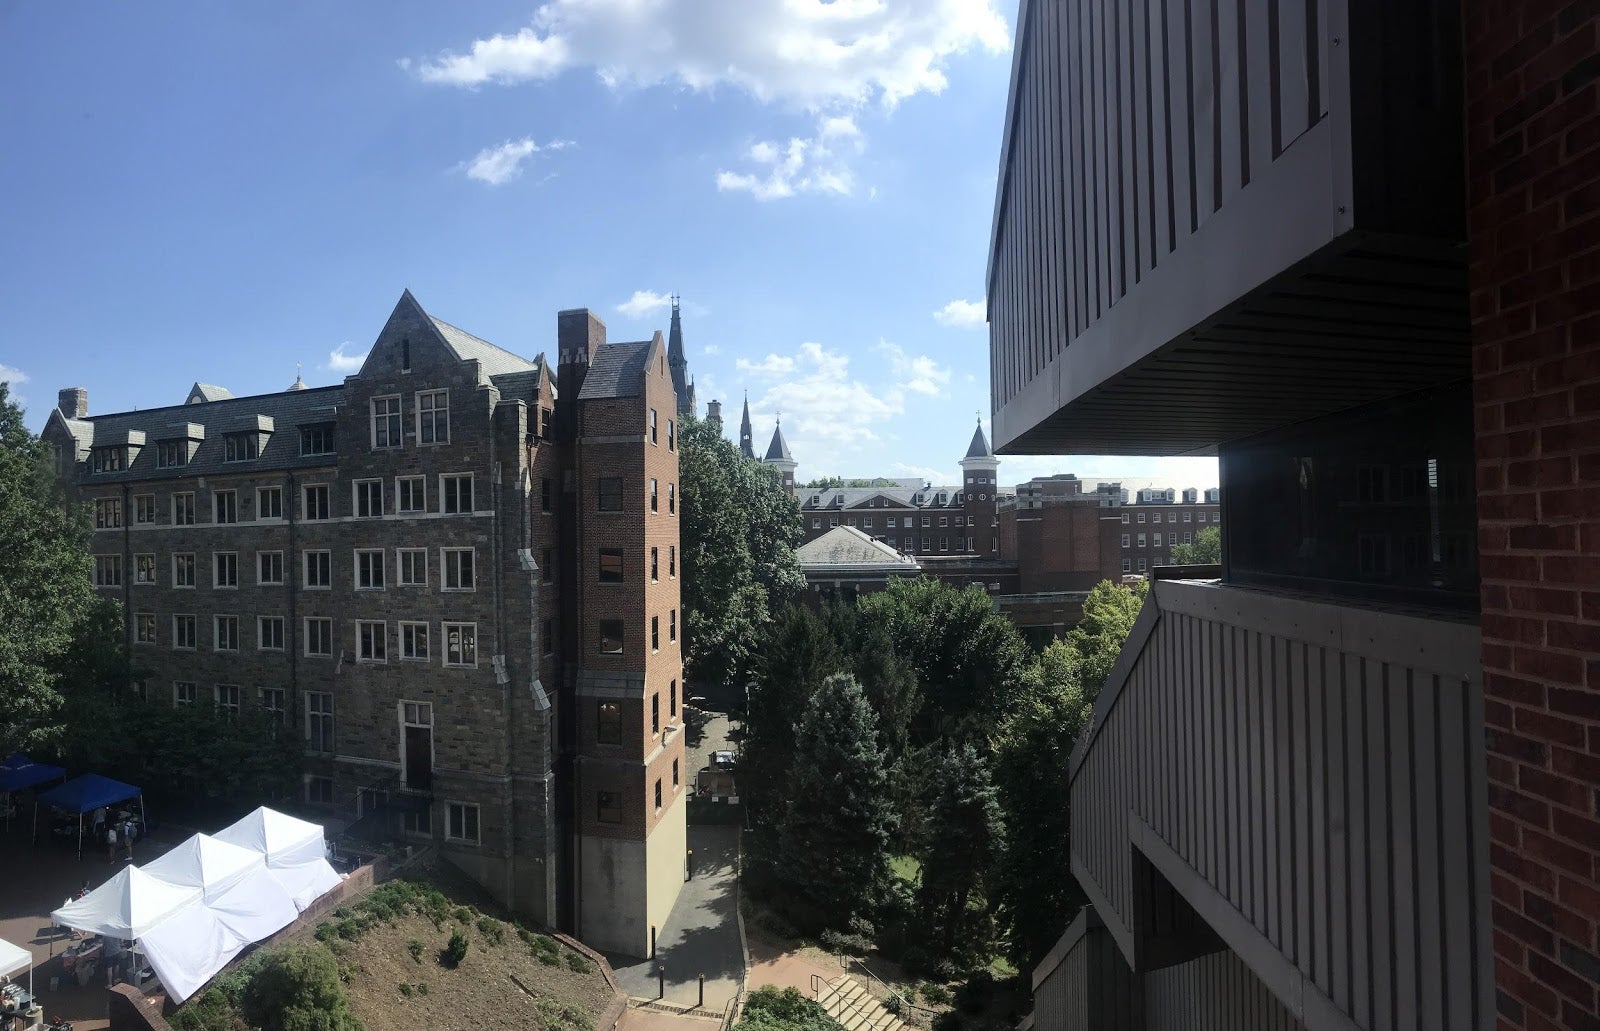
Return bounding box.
[91,447,125,473]
[224,432,259,462]
[300,423,335,456]
[156,440,188,468]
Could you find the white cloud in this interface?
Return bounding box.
[996,455,1220,495]
[410,1,1010,109]
[875,340,951,396]
[934,298,986,327]
[893,461,955,486]
[460,137,572,185]
[716,115,866,201]
[735,353,797,376]
[617,289,673,318]
[0,363,28,386]
[327,343,368,373]
[702,344,721,356]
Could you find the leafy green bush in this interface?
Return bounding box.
[535,998,594,1031]
[732,987,838,1031]
[476,916,505,945]
[528,933,561,966]
[565,951,594,974]
[819,928,871,955]
[239,944,363,1031]
[170,988,247,1031]
[417,982,429,996]
[920,981,953,1006]
[453,906,474,924]
[407,939,424,963]
[443,930,469,967]
[398,982,413,997]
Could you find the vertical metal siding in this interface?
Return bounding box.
[1068,581,1489,1030]
[1146,949,1307,1030]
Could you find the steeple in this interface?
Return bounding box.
[739,393,755,459]
[667,295,695,417]
[963,419,994,460]
[763,417,797,495]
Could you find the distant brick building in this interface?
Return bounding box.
[43,291,686,957]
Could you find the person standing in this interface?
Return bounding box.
[122,819,135,862]
[105,823,118,863]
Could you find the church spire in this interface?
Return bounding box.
[667,294,694,417]
[739,392,755,460]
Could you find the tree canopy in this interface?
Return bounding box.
[1170,524,1221,565]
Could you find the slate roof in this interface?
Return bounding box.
[187,383,234,404]
[49,384,347,483]
[964,422,994,460]
[764,422,793,462]
[795,526,921,572]
[429,316,539,379]
[578,340,656,401]
[800,484,966,511]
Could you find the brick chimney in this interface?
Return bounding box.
[556,308,605,440]
[58,387,88,419]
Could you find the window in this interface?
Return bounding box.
[812,517,821,529]
[254,486,282,521]
[905,537,914,551]
[355,479,383,517]
[596,791,621,824]
[595,474,625,512]
[397,476,425,513]
[446,803,480,844]
[303,550,331,589]
[223,433,258,462]
[1138,534,1147,547]
[173,553,195,588]
[258,551,284,585]
[214,615,239,651]
[921,536,930,550]
[356,549,385,590]
[668,483,675,515]
[1122,534,1130,547]
[669,609,677,643]
[133,494,156,523]
[372,396,402,448]
[258,616,285,651]
[402,804,431,837]
[401,622,430,661]
[1169,533,1178,546]
[441,474,473,514]
[214,490,238,524]
[442,548,475,591]
[939,516,949,527]
[651,616,660,652]
[215,684,241,715]
[654,779,663,812]
[940,537,949,552]
[651,693,660,735]
[598,620,624,655]
[1184,532,1193,545]
[356,620,386,662]
[649,478,658,512]
[303,484,330,520]
[305,692,334,753]
[1122,512,1130,524]
[670,679,678,718]
[1137,558,1148,573]
[398,548,427,586]
[542,548,554,584]
[830,517,839,528]
[1184,511,1193,522]
[668,419,675,450]
[214,552,239,588]
[650,547,659,582]
[673,758,680,788]
[417,390,449,444]
[135,613,157,645]
[863,516,873,528]
[443,623,476,667]
[173,614,197,650]
[304,617,333,657]
[135,554,156,585]
[91,446,125,473]
[543,619,554,656]
[174,682,197,707]
[259,687,286,723]
[305,776,333,805]
[921,516,931,527]
[156,440,188,468]
[94,498,122,529]
[596,702,622,745]
[540,478,552,513]
[1138,512,1147,523]
[1122,558,1132,573]
[669,546,676,577]
[649,408,658,444]
[598,549,624,583]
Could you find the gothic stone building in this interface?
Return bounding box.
[43,291,687,957]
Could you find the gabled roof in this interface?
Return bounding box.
[963,422,994,460]
[187,383,234,404]
[795,525,921,573]
[801,485,966,510]
[429,315,538,379]
[764,421,793,462]
[578,338,657,401]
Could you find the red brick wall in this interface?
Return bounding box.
[1467,4,1600,1026]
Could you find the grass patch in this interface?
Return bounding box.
[889,855,921,883]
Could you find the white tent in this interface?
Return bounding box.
[0,936,32,997]
[51,867,202,940]
[213,807,341,910]
[142,834,266,903]
[137,864,299,1004]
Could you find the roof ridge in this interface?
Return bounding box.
[429,315,534,367]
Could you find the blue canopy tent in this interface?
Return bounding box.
[36,774,144,859]
[0,754,66,831]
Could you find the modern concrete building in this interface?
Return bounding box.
[991,0,1600,1028]
[44,291,687,957]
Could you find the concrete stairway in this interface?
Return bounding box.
[816,974,905,1031]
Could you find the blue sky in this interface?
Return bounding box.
[1,0,1215,491]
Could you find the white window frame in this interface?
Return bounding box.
[442,622,477,668]
[259,687,287,723]
[1122,558,1132,573]
[134,553,157,585]
[258,615,285,651]
[400,621,430,662]
[256,486,284,521]
[355,549,385,591]
[213,614,240,652]
[94,498,122,530]
[305,692,334,754]
[258,550,285,585]
[355,620,387,663]
[1121,534,1131,547]
[213,490,238,525]
[134,612,157,645]
[173,492,197,526]
[371,395,402,449]
[397,475,425,514]
[133,494,156,524]
[173,552,196,589]
[303,617,334,657]
[416,389,449,445]
[303,549,331,590]
[354,479,384,518]
[213,552,239,589]
[440,473,474,514]
[445,802,481,845]
[215,684,241,716]
[442,548,475,592]
[92,554,121,588]
[173,682,197,707]
[397,548,428,587]
[173,614,197,651]
[1137,558,1148,573]
[302,483,330,520]
[1138,534,1147,547]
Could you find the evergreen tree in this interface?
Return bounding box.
[777,674,897,932]
[917,742,1003,957]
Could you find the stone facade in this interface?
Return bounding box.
[43,290,684,957]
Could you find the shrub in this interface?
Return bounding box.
[407,939,424,963]
[884,994,904,1016]
[847,915,876,939]
[476,916,505,946]
[819,928,872,955]
[417,982,429,996]
[529,933,561,966]
[920,981,953,1006]
[313,922,336,944]
[443,930,469,967]
[535,998,594,1031]
[171,988,247,1031]
[238,945,362,1031]
[754,908,798,939]
[955,970,995,1014]
[933,958,961,983]
[398,982,413,998]
[453,906,474,924]
[733,987,836,1031]
[565,951,594,974]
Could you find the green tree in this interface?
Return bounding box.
[240,945,364,1031]
[917,742,1002,957]
[777,674,897,932]
[1065,579,1149,702]
[0,383,102,752]
[991,643,1094,970]
[1169,524,1221,565]
[679,416,803,690]
[732,987,839,1031]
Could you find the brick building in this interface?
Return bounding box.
[43,290,687,957]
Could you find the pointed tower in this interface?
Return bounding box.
[705,399,723,432]
[960,418,1001,557]
[764,418,797,496]
[667,295,695,417]
[738,393,756,460]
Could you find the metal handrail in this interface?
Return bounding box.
[842,957,939,1020]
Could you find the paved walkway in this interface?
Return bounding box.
[746,933,839,997]
[608,825,744,1012]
